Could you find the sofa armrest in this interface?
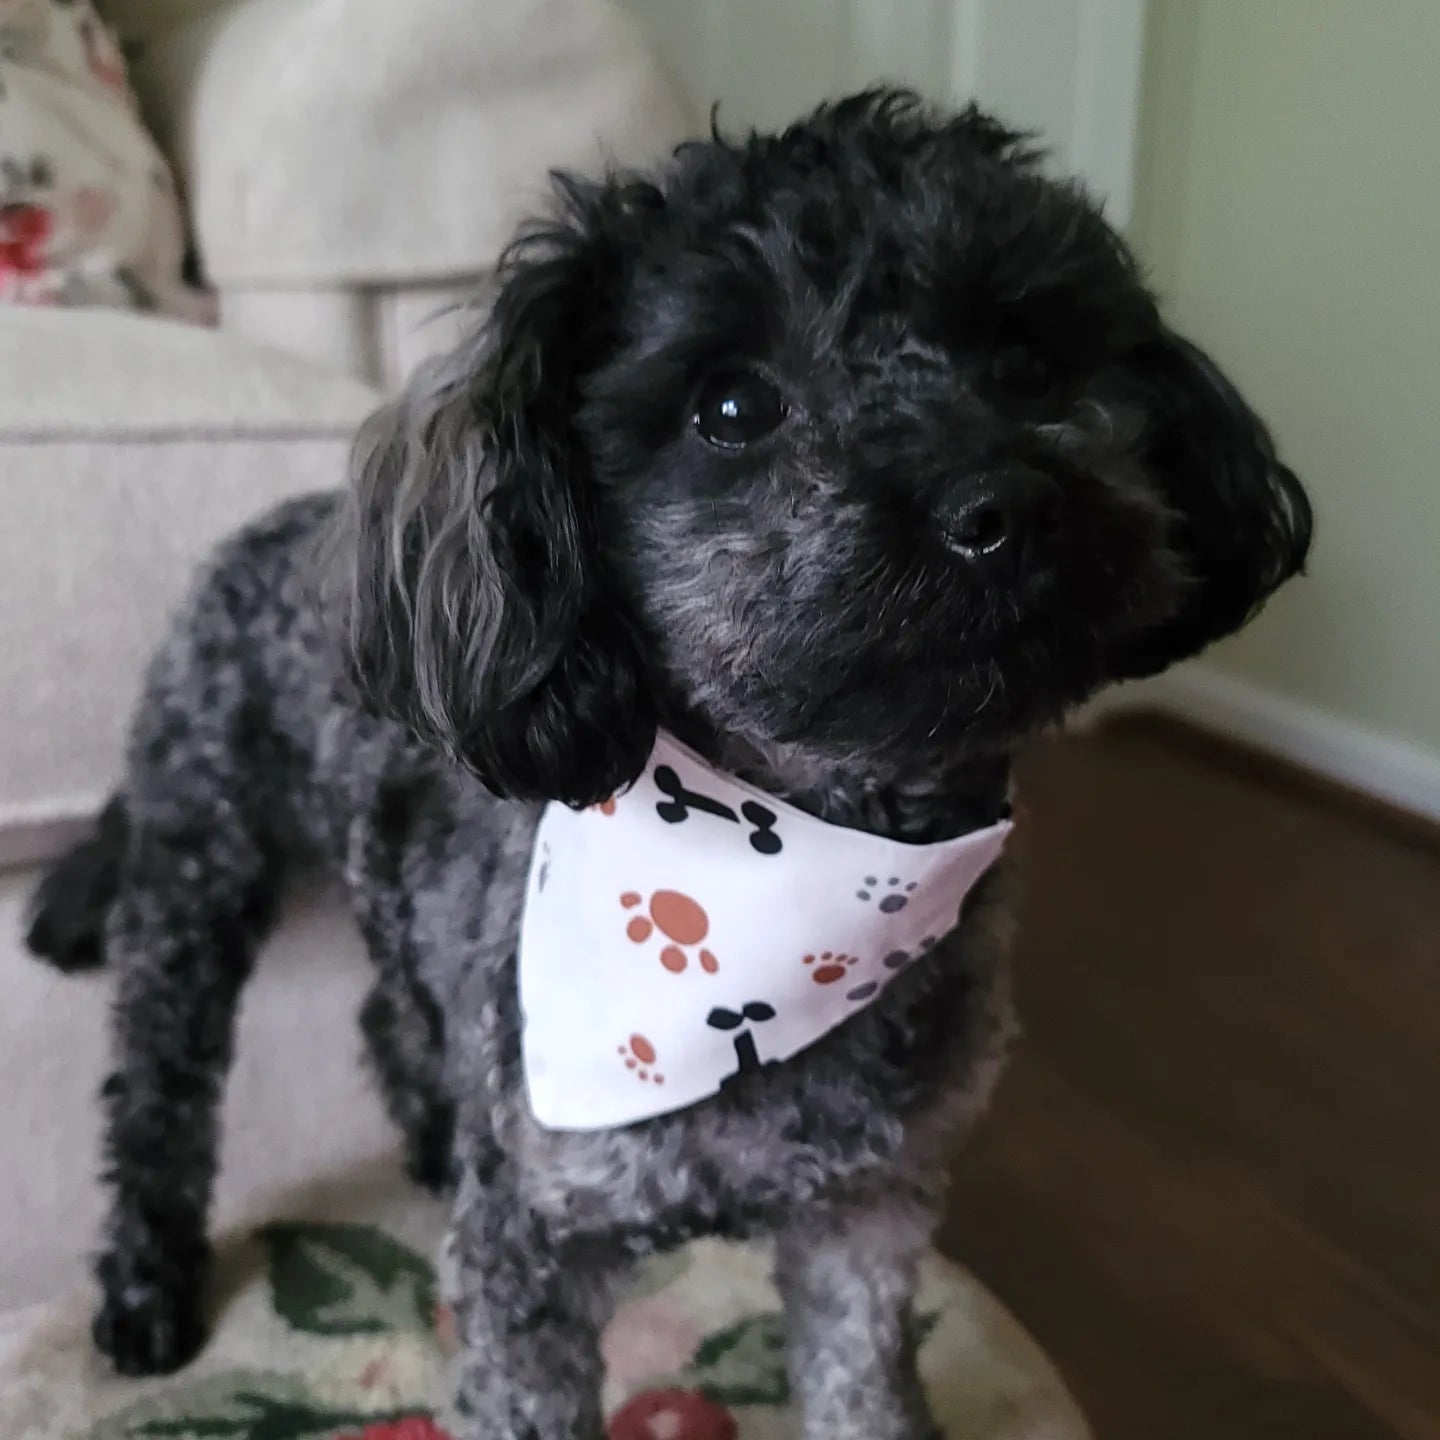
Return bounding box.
[127,0,695,291]
[0,309,380,865]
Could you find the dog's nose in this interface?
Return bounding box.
[939,468,1062,571]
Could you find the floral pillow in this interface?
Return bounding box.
[0,0,206,315]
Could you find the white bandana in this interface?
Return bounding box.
[519,733,1011,1131]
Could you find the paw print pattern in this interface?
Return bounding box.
[803,951,859,985]
[621,890,719,975]
[803,952,879,1003]
[617,1034,665,1085]
[881,935,939,977]
[857,876,918,913]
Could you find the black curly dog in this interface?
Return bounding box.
[26,93,1310,1439]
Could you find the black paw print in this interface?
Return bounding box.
[857,876,918,913]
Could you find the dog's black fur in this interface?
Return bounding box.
[27,93,1310,1438]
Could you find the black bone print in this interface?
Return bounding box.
[653,765,783,855]
[707,1001,777,1082]
[739,801,782,855]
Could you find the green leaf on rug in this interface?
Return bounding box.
[261,1223,436,1336]
[684,1307,944,1410]
[688,1311,791,1407]
[92,1370,420,1440]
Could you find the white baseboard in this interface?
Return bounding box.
[1097,666,1440,825]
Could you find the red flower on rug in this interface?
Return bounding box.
[334,1417,453,1440]
[608,1388,738,1440]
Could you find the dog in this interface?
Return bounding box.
[26,91,1311,1439]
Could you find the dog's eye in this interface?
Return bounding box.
[692,369,788,449]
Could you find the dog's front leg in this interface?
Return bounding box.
[446,1151,626,1440]
[776,1192,941,1440]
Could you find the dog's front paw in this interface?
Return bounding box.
[93,1257,205,1376]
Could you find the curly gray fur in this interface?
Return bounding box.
[26,91,1309,1439]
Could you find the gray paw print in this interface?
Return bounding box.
[881,936,938,977]
[856,875,918,913]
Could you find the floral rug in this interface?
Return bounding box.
[0,1172,1086,1440]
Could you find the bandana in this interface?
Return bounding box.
[519,733,1011,1130]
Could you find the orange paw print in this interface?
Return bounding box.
[620,890,719,974]
[803,951,860,985]
[618,1034,665,1085]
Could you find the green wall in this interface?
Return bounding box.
[1131,1,1440,753]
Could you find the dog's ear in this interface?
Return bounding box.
[1111,329,1313,679]
[327,174,660,805]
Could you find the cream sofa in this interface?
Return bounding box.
[0,0,693,867]
[0,0,692,1305]
[0,0,694,1314]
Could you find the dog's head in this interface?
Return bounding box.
[331,91,1311,807]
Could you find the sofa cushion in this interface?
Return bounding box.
[0,309,379,864]
[118,0,695,287]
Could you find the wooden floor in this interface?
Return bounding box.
[938,717,1440,1440]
